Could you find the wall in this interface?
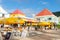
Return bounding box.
[35,15,59,24]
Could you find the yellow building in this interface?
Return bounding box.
[10,9,26,18]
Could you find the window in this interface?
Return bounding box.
[2,14,4,17]
[48,18,51,20]
[36,18,40,21]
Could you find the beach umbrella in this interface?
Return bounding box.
[3,17,25,24]
[0,19,3,24]
[19,18,25,24]
[0,18,5,24]
[32,22,37,26]
[0,17,18,24]
[4,17,19,24]
[31,20,38,26]
[39,21,51,26]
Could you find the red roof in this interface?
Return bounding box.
[11,9,25,15]
[36,9,55,16]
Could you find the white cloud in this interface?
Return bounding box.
[21,8,37,17]
[39,1,48,5]
[42,2,48,4]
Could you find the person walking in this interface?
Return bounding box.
[21,26,28,38]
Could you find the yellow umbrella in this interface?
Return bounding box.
[32,22,37,25]
[0,18,5,24]
[4,17,19,24]
[27,23,31,26]
[31,20,38,25]
[3,17,25,24]
[39,21,51,26]
[19,18,25,24]
[0,19,3,24]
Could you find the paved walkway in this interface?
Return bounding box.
[29,30,60,40]
[20,38,34,40]
[10,29,60,40]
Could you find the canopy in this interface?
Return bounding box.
[4,17,19,24]
[0,17,25,24]
[39,21,51,26]
[0,19,3,24]
[32,22,37,25]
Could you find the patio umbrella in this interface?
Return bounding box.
[0,18,5,24]
[32,20,38,26]
[39,21,51,26]
[32,22,37,26]
[19,18,25,24]
[4,17,19,24]
[0,19,3,24]
[3,17,25,24]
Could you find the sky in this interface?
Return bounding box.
[0,0,60,18]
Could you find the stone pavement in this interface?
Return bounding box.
[29,30,60,40]
[10,38,34,40]
[20,38,34,40]
[10,30,60,40]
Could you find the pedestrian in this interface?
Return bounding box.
[18,26,22,36]
[21,26,28,38]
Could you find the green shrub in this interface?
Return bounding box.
[56,25,60,29]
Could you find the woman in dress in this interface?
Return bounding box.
[21,26,28,38]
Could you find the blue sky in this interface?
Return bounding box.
[0,0,60,17]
